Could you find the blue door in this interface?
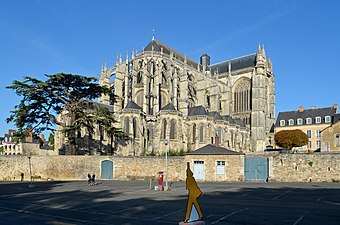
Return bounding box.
[244,158,268,181]
[193,161,205,180]
[101,160,114,179]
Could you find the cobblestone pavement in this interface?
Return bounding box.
[0,181,339,225]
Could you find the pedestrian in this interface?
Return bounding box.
[92,174,96,185]
[87,173,92,185]
[20,173,24,181]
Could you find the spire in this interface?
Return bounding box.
[103,60,107,71]
[262,44,265,52]
[257,42,261,53]
[116,54,119,65]
[119,52,122,63]
[126,51,129,63]
[132,49,135,59]
[152,28,155,40]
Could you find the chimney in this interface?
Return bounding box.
[299,106,305,112]
[311,106,317,109]
[334,104,338,113]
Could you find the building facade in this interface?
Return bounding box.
[275,105,338,151]
[320,113,340,151]
[93,38,275,155]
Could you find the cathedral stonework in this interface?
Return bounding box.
[95,39,275,155]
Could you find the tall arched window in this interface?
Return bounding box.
[136,72,142,84]
[124,117,130,134]
[192,124,196,143]
[233,78,251,113]
[163,119,167,140]
[199,125,204,143]
[217,128,222,144]
[133,118,137,139]
[170,119,176,140]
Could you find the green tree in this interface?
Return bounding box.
[6,73,123,155]
[274,129,308,150]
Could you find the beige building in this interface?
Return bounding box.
[320,114,340,151]
[56,38,276,155]
[275,105,338,151]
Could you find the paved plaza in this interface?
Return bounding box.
[0,180,339,225]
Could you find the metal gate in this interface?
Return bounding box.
[101,160,114,180]
[193,161,205,180]
[244,158,268,181]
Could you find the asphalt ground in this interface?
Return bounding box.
[0,181,339,225]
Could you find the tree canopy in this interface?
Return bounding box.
[274,129,308,150]
[6,73,123,154]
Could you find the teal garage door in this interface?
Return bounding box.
[244,158,268,181]
[101,160,114,179]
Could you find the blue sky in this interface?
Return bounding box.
[0,0,339,137]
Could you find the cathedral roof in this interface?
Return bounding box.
[143,39,201,69]
[209,53,257,74]
[188,106,208,116]
[124,100,143,111]
[233,118,246,127]
[161,103,177,111]
[222,115,235,123]
[208,111,224,121]
[186,144,243,155]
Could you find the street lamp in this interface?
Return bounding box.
[27,152,34,188]
[164,139,169,190]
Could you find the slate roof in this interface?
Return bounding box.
[124,100,142,111]
[161,103,177,111]
[94,102,114,112]
[209,54,257,74]
[186,144,243,155]
[234,118,246,128]
[222,115,235,123]
[143,39,200,69]
[208,111,224,121]
[275,106,337,127]
[333,114,340,124]
[188,106,208,116]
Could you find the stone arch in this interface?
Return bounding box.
[170,119,176,140]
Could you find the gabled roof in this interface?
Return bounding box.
[186,144,243,155]
[161,103,177,111]
[208,111,224,121]
[222,115,235,123]
[333,113,340,124]
[275,106,337,126]
[188,106,208,116]
[209,53,257,74]
[124,100,142,111]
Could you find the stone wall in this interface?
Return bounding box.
[0,155,185,181]
[1,153,340,182]
[270,152,340,182]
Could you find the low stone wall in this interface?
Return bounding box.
[1,153,340,182]
[270,152,340,182]
[0,155,185,181]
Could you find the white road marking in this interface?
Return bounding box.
[272,187,297,200]
[210,208,249,224]
[292,210,310,225]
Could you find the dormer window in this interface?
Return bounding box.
[297,118,303,125]
[306,117,312,125]
[280,120,285,126]
[325,116,331,123]
[288,119,294,126]
[315,116,321,124]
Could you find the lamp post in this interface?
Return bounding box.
[27,152,34,188]
[164,139,169,190]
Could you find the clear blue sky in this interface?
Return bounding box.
[1,0,339,137]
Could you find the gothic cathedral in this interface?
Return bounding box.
[97,38,275,156]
